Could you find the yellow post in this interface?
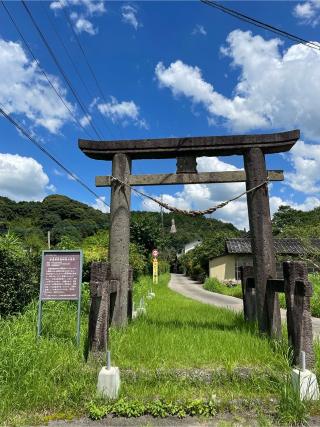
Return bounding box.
[153,258,158,285]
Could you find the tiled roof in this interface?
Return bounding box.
[226,238,320,255]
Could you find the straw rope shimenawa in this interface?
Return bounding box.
[110,176,270,217]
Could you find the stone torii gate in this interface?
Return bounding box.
[79,129,299,338]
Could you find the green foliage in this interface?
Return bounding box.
[0,233,38,317]
[277,274,320,318]
[203,277,243,298]
[0,274,292,424]
[56,235,81,250]
[82,230,109,263]
[87,398,217,420]
[131,211,237,262]
[129,242,147,278]
[179,230,241,281]
[81,231,146,280]
[273,205,320,236]
[0,296,97,425]
[276,380,309,426]
[1,195,239,280]
[1,194,107,246]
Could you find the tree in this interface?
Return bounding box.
[179,230,240,281]
[0,233,38,316]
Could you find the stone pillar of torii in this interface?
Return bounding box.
[79,129,300,337]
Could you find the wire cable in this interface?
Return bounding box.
[40,2,95,108]
[0,103,110,208]
[42,1,118,139]
[21,0,105,140]
[0,1,94,139]
[200,0,320,52]
[59,0,120,139]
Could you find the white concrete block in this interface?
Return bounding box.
[292,369,320,401]
[97,366,120,399]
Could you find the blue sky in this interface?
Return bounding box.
[1,0,320,229]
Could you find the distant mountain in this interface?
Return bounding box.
[0,194,238,253]
[0,195,108,246]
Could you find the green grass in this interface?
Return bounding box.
[277,273,320,318]
[112,274,288,371]
[0,290,99,426]
[204,274,320,318]
[203,277,243,299]
[0,273,307,425]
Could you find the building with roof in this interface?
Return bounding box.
[209,238,320,282]
[177,239,202,258]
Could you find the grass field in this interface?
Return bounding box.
[1,273,318,425]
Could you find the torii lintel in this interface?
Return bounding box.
[78,129,300,160]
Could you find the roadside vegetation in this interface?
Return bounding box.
[1,273,309,426]
[203,277,243,298]
[2,196,320,425]
[203,274,320,318]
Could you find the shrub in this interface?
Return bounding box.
[203,277,243,298]
[0,234,38,317]
[179,230,241,281]
[81,231,147,281]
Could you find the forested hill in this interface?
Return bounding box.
[0,195,108,247]
[0,194,237,253]
[272,205,320,237]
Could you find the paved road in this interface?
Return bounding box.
[169,273,320,339]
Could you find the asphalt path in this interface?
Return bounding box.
[169,273,320,339]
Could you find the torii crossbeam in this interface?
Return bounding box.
[79,129,300,339]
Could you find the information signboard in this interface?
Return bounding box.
[37,250,83,344]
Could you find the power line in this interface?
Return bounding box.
[40,2,95,108]
[0,103,110,208]
[42,1,118,140]
[59,1,123,139]
[0,1,93,140]
[21,0,105,140]
[200,0,320,52]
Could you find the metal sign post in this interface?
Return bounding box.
[152,249,159,285]
[37,250,83,345]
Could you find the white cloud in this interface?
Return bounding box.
[140,155,320,230]
[155,30,320,140]
[0,153,53,201]
[50,0,106,35]
[270,195,320,213]
[70,12,97,35]
[141,157,247,228]
[91,196,110,213]
[53,168,64,176]
[293,0,320,26]
[155,59,267,132]
[97,96,147,128]
[192,24,207,36]
[50,1,64,10]
[80,114,91,127]
[121,5,140,30]
[286,140,320,194]
[0,39,73,134]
